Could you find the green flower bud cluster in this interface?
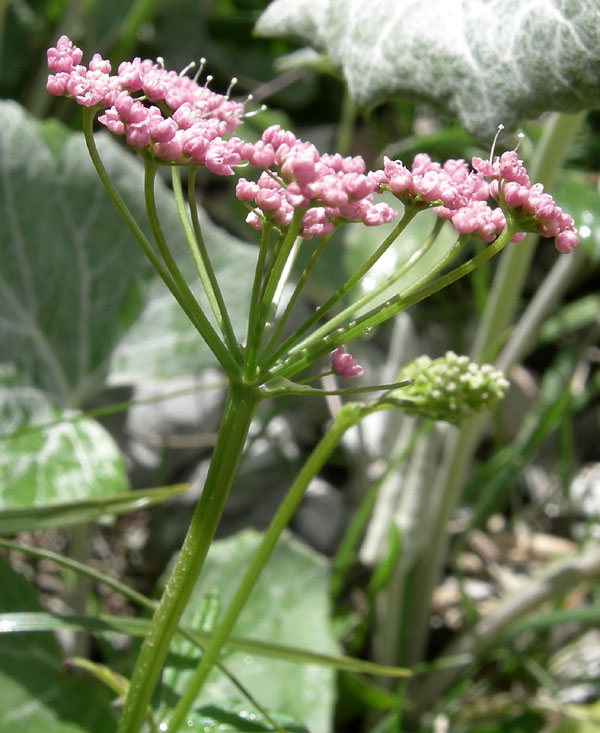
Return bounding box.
[396,351,509,424]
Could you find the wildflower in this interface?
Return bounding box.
[47,38,577,251]
[331,346,365,378]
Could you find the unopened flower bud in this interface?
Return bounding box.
[395,351,509,424]
[331,346,365,378]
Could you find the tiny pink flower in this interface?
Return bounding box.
[256,188,282,212]
[331,346,365,378]
[362,201,397,226]
[236,178,259,202]
[246,211,263,230]
[555,229,578,254]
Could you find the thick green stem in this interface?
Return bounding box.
[167,401,368,731]
[403,111,585,667]
[117,383,260,733]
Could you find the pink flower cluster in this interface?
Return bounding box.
[236,126,397,239]
[377,153,522,243]
[377,151,577,252]
[472,151,578,254]
[47,35,246,174]
[47,37,577,251]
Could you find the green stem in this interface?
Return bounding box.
[265,208,418,368]
[334,90,357,156]
[167,401,368,731]
[142,161,239,375]
[266,216,449,372]
[272,227,513,381]
[83,110,238,375]
[244,223,273,368]
[108,0,161,66]
[262,233,332,357]
[0,538,285,733]
[81,109,173,287]
[177,167,241,358]
[117,383,260,733]
[245,210,305,380]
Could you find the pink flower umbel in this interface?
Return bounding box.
[377,149,578,253]
[471,150,578,253]
[46,35,246,170]
[46,36,578,253]
[237,125,396,238]
[331,346,365,378]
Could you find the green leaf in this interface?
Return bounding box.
[0,609,410,680]
[0,483,189,534]
[256,0,600,139]
[0,364,129,509]
[0,557,117,732]
[0,100,150,403]
[162,530,340,733]
[109,208,257,382]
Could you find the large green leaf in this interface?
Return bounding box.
[0,101,151,403]
[108,209,257,382]
[0,100,256,400]
[161,530,339,733]
[0,364,128,509]
[0,557,117,732]
[256,0,600,140]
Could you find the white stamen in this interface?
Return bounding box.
[202,74,213,89]
[514,131,525,152]
[179,61,196,77]
[156,56,165,69]
[225,77,238,99]
[193,58,207,82]
[243,104,267,119]
[489,123,504,164]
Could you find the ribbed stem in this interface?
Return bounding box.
[117,383,260,733]
[143,162,238,375]
[270,226,513,381]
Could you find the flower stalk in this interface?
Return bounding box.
[117,382,260,733]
